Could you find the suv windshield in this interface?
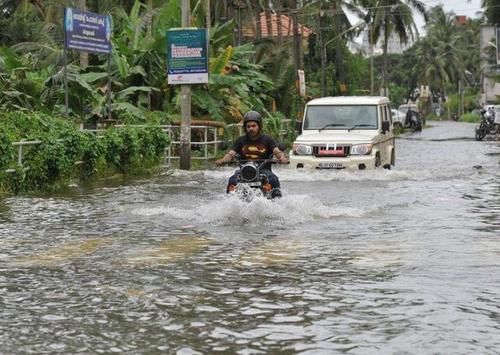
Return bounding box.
[304,105,378,130]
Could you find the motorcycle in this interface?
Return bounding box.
[475,109,497,141]
[224,158,283,201]
[405,110,422,132]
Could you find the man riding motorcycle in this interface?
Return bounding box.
[215,111,288,195]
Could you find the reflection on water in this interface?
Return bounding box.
[0,122,499,354]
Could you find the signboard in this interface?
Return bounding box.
[64,8,112,54]
[167,29,208,85]
[297,70,306,97]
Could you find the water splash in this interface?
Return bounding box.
[131,192,369,227]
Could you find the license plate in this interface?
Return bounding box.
[317,162,344,169]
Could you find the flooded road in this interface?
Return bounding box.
[1,121,499,354]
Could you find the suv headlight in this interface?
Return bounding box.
[351,143,372,155]
[292,143,312,155]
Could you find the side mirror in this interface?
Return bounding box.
[218,141,228,150]
[381,120,390,133]
[295,120,303,134]
[276,142,287,151]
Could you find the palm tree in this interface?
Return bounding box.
[415,6,462,116]
[359,0,426,94]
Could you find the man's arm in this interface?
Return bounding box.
[273,147,289,164]
[215,149,237,166]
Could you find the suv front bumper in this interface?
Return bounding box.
[289,154,376,170]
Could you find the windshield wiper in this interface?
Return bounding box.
[318,123,343,132]
[347,124,373,132]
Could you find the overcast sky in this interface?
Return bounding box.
[432,0,483,18]
[416,0,483,31]
[348,0,483,43]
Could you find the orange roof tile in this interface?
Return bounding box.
[242,11,312,38]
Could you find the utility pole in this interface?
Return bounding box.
[317,11,327,97]
[291,1,302,72]
[78,0,88,69]
[333,2,345,95]
[370,23,374,95]
[179,0,192,170]
[290,0,303,124]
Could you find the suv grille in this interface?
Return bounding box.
[312,144,351,157]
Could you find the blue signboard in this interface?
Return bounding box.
[167,29,208,85]
[64,8,112,54]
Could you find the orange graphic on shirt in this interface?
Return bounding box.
[241,144,268,160]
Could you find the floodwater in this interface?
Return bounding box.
[0,121,499,354]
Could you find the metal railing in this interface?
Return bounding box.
[5,119,292,172]
[5,140,43,173]
[162,124,224,167]
[4,124,224,172]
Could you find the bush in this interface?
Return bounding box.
[460,112,481,123]
[0,111,171,194]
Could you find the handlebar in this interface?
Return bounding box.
[216,158,289,166]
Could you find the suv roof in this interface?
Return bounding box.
[307,96,391,106]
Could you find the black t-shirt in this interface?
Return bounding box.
[232,134,276,170]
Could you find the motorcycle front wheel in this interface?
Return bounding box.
[475,123,487,141]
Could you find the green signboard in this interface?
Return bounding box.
[167,28,208,85]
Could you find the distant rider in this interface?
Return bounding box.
[405,108,422,131]
[215,111,288,193]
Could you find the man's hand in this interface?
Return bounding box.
[278,155,289,164]
[216,151,235,166]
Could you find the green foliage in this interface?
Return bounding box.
[388,84,407,107]
[460,113,481,123]
[137,126,170,166]
[0,111,170,194]
[22,135,73,192]
[79,132,105,180]
[102,127,138,173]
[0,130,14,171]
[263,112,283,140]
[445,92,479,116]
[484,0,500,25]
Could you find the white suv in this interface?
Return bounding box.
[290,96,395,170]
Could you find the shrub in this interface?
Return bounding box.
[460,112,481,123]
[0,110,171,194]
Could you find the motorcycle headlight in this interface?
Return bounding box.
[351,143,372,155]
[292,143,312,155]
[240,162,258,182]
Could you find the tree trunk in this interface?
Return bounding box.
[254,3,261,40]
[290,0,301,70]
[265,9,272,38]
[276,0,282,45]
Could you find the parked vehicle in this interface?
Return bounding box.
[289,96,395,170]
[405,109,423,132]
[391,109,406,130]
[398,103,425,125]
[475,106,499,141]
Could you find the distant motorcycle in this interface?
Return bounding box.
[405,110,422,132]
[475,109,497,141]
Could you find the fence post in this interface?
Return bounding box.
[17,144,23,166]
[204,127,209,168]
